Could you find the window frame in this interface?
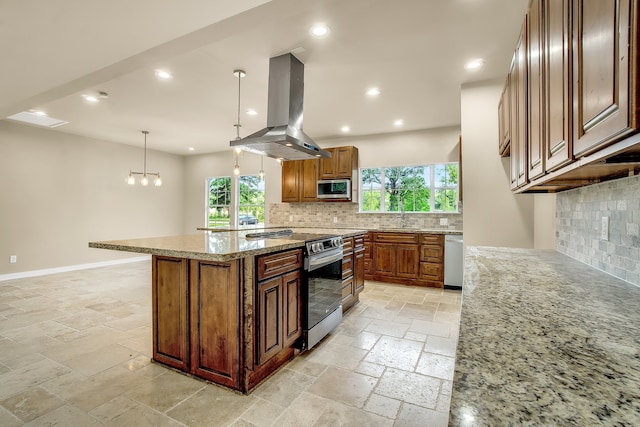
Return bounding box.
[359,162,459,213]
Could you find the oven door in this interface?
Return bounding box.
[305,248,343,335]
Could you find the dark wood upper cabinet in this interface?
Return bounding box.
[498,78,511,157]
[544,0,573,171]
[572,0,638,157]
[528,0,545,180]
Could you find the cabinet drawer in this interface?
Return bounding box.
[342,237,354,254]
[420,245,443,261]
[257,249,303,281]
[342,255,354,279]
[420,262,442,280]
[374,232,419,244]
[341,277,354,299]
[354,235,365,248]
[420,234,444,245]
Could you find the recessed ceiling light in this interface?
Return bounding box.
[188,147,195,151]
[341,125,351,133]
[246,109,258,116]
[310,23,330,38]
[82,94,99,103]
[366,87,381,97]
[394,119,404,126]
[155,69,173,79]
[464,58,484,71]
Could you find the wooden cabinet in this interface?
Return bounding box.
[372,232,420,281]
[255,249,302,366]
[503,0,640,193]
[527,0,544,180]
[511,18,529,190]
[152,256,189,371]
[498,77,511,157]
[572,0,638,157]
[340,234,365,312]
[152,256,241,389]
[319,146,358,179]
[189,259,240,388]
[367,232,444,287]
[281,159,318,202]
[354,235,365,295]
[363,232,373,277]
[419,234,444,284]
[544,0,572,172]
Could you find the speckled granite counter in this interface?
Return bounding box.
[89,228,367,261]
[449,247,640,425]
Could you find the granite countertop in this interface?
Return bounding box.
[89,228,368,261]
[449,247,640,425]
[198,226,463,235]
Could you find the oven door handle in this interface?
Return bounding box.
[307,249,343,271]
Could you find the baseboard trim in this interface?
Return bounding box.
[0,256,151,282]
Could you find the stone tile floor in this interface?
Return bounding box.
[0,261,461,426]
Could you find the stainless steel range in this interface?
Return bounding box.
[245,230,344,350]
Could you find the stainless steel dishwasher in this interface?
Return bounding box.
[444,234,463,289]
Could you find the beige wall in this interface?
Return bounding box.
[182,150,282,233]
[534,193,556,249]
[461,80,538,248]
[0,121,185,275]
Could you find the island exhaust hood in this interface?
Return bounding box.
[230,53,330,160]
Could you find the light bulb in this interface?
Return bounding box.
[233,164,240,175]
[127,172,135,185]
[154,175,162,187]
[141,175,149,186]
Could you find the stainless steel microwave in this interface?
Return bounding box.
[317,179,351,200]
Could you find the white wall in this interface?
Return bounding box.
[0,121,185,275]
[461,80,537,248]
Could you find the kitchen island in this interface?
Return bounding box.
[449,247,640,425]
[89,228,365,393]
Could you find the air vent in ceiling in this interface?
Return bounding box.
[6,111,69,128]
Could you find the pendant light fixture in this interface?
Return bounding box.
[232,69,245,175]
[259,155,265,181]
[127,130,162,186]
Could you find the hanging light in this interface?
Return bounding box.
[232,69,245,175]
[259,155,265,181]
[127,130,162,187]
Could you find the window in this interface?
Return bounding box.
[238,175,265,225]
[360,163,458,213]
[207,177,231,227]
[207,175,265,227]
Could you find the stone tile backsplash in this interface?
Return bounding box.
[556,174,640,285]
[268,202,463,231]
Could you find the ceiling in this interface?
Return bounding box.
[1,0,528,155]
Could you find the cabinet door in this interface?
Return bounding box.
[300,159,319,202]
[498,78,511,156]
[281,160,300,202]
[572,0,638,156]
[153,256,189,371]
[544,0,572,171]
[319,147,337,178]
[189,260,240,389]
[256,276,283,365]
[516,19,529,188]
[396,244,419,279]
[335,147,354,178]
[509,53,520,189]
[282,270,302,348]
[354,246,365,294]
[373,243,396,276]
[527,0,545,180]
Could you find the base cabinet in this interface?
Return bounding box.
[365,232,445,287]
[189,260,240,388]
[341,234,365,313]
[152,256,241,389]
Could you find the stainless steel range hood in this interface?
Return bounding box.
[230,53,330,160]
